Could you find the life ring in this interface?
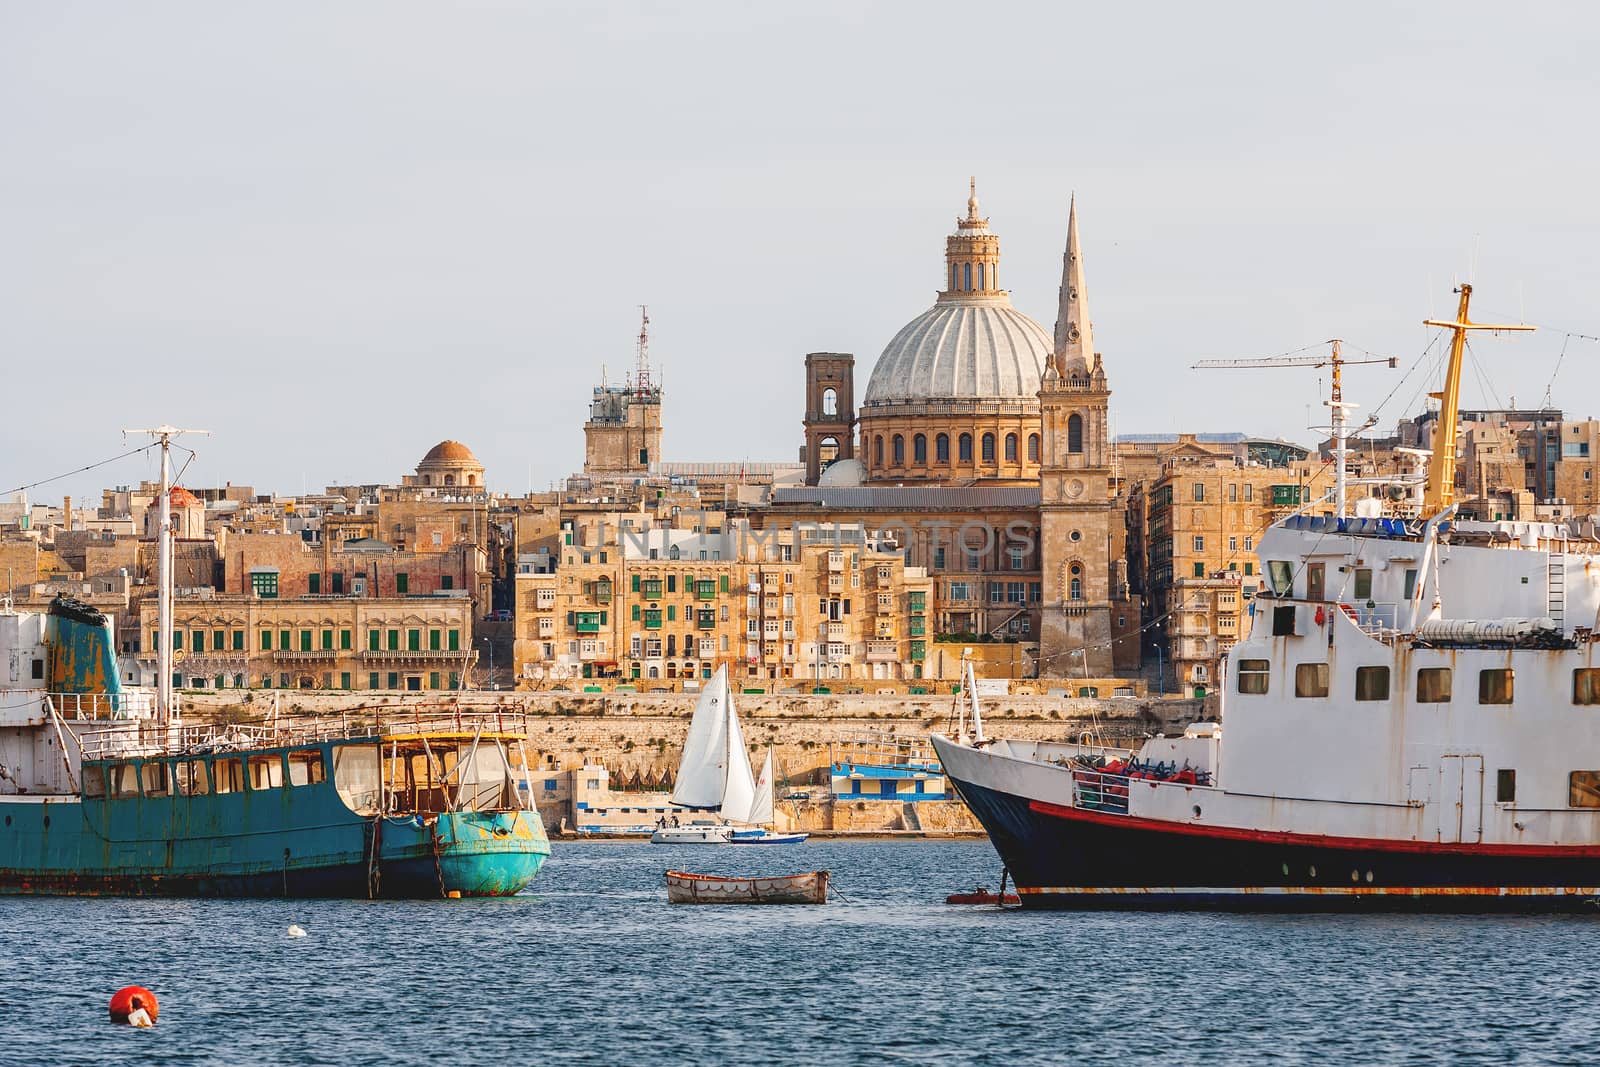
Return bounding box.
[109,985,159,1026]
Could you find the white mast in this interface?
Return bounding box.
[125,426,209,721]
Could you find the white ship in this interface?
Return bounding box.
[932,286,1600,910]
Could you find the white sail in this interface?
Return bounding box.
[670,668,730,808]
[719,686,758,822]
[747,749,775,827]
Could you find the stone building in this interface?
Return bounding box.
[402,440,486,492]
[1165,573,1247,698]
[583,311,662,478]
[137,593,476,692]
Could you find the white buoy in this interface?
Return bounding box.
[287,924,307,938]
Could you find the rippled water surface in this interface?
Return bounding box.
[8,839,1600,1065]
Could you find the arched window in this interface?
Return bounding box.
[936,434,950,463]
[951,264,959,291]
[959,433,973,462]
[1028,433,1040,462]
[874,435,884,467]
[978,263,986,290]
[913,434,927,463]
[1068,413,1084,454]
[1070,576,1082,600]
[892,434,904,465]
[981,433,996,462]
[1004,433,1018,462]
[444,474,455,486]
[963,263,971,291]
[822,388,837,416]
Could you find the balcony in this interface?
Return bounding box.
[273,649,338,662]
[908,617,926,637]
[827,553,844,572]
[826,621,847,639]
[575,612,603,634]
[908,594,927,612]
[696,610,716,630]
[909,641,926,662]
[644,610,664,630]
[695,581,717,601]
[866,641,898,662]
[827,574,844,592]
[360,649,477,664]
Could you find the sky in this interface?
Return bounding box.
[4,1,1599,505]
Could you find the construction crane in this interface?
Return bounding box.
[1193,341,1397,519]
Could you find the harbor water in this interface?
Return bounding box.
[7,838,1599,1065]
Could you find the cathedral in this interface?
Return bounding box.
[792,183,1137,677]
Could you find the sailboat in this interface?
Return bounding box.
[729,749,808,845]
[649,668,806,844]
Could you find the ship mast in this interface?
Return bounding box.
[1421,285,1534,513]
[125,426,210,721]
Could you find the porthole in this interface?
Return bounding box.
[1365,870,1374,883]
[1309,865,1317,878]
[1281,862,1289,877]
[1192,805,1202,818]
[1070,530,1082,542]
[1350,869,1359,883]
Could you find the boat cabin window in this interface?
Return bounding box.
[1497,769,1516,803]
[1237,659,1270,695]
[1569,771,1600,808]
[248,754,284,790]
[1416,667,1451,702]
[141,762,170,798]
[1575,669,1600,705]
[334,745,382,814]
[82,764,107,799]
[1355,666,1390,701]
[287,749,327,787]
[1306,563,1325,602]
[213,757,244,795]
[109,763,140,799]
[1479,669,1514,706]
[178,760,209,796]
[1403,569,1419,602]
[1294,662,1329,698]
[1353,568,1373,601]
[1267,561,1293,597]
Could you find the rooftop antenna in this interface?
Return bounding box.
[1194,341,1397,519]
[123,425,210,723]
[634,305,652,398]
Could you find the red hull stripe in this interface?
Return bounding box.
[1027,799,1600,859]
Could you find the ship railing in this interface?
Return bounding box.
[1070,763,1216,817]
[77,706,538,760]
[47,690,160,721]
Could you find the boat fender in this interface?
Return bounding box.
[1314,606,1326,626]
[109,986,159,1027]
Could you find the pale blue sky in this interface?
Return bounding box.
[3,1,1597,502]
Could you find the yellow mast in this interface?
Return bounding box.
[1421,284,1535,512]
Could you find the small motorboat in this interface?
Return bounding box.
[650,823,732,845]
[728,828,809,845]
[665,869,830,905]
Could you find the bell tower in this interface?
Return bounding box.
[803,352,856,484]
[1038,197,1118,677]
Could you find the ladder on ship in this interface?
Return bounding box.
[1548,555,1566,629]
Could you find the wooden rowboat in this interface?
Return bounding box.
[665,869,829,905]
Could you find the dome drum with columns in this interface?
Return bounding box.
[859,181,1052,485]
[403,440,485,490]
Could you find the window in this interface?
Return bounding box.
[1417,667,1452,703]
[1193,482,1204,502]
[1355,666,1390,701]
[1228,483,1238,502]
[262,630,273,651]
[1193,536,1204,552]
[1237,659,1269,695]
[981,433,995,462]
[213,757,243,795]
[1004,433,1018,462]
[1008,548,1025,571]
[308,573,321,595]
[396,573,409,595]
[321,629,334,651]
[299,630,312,652]
[1244,484,1253,502]
[247,755,283,790]
[340,629,352,651]
[892,435,904,465]
[1306,562,1325,602]
[1403,569,1418,601]
[287,750,326,786]
[1570,771,1600,808]
[1295,662,1329,698]
[959,434,973,462]
[1354,568,1373,601]
[936,434,950,463]
[874,435,883,467]
[251,571,279,599]
[1192,563,1205,578]
[1496,769,1516,804]
[177,760,208,796]
[1575,669,1600,705]
[141,762,169,797]
[1267,561,1293,596]
[1479,669,1514,705]
[1065,414,1084,455]
[108,762,140,799]
[1228,537,1237,552]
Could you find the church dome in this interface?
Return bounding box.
[862,299,1051,406]
[422,440,477,464]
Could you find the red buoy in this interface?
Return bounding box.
[109,986,159,1026]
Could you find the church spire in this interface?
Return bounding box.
[966,176,981,223]
[1052,194,1093,375]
